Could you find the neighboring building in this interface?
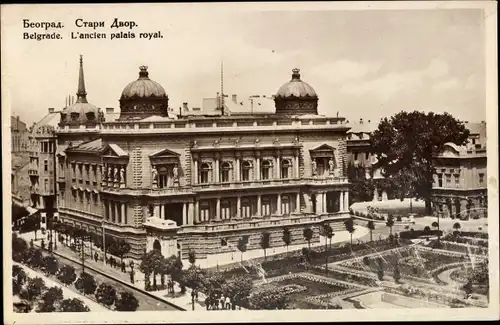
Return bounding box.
[431,122,487,220]
[11,116,30,153]
[12,155,30,207]
[54,59,351,260]
[346,118,391,202]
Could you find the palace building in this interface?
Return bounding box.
[50,58,351,260]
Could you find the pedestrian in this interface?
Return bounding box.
[225,296,231,310]
[220,295,225,310]
[205,296,210,310]
[121,261,126,272]
[214,295,219,310]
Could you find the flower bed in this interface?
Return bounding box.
[308,266,379,287]
[250,273,356,309]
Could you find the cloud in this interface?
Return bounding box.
[433,78,461,91]
[464,74,478,90]
[426,58,450,79]
[311,59,382,84]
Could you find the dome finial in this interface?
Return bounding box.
[291,68,301,80]
[139,65,149,79]
[76,54,88,104]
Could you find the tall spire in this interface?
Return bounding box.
[76,55,88,103]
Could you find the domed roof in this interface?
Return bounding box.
[121,66,167,99]
[60,55,103,126]
[275,69,317,98]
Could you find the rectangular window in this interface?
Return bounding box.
[220,202,231,220]
[281,197,290,215]
[200,206,210,222]
[241,203,251,218]
[438,174,443,187]
[262,198,271,216]
[454,174,460,188]
[44,160,48,172]
[479,173,485,185]
[354,153,358,161]
[365,152,369,160]
[445,174,451,186]
[44,179,48,191]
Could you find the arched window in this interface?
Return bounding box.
[241,161,252,181]
[220,161,232,183]
[153,239,161,252]
[199,162,211,184]
[281,159,292,179]
[261,160,272,180]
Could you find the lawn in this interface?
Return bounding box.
[339,247,469,282]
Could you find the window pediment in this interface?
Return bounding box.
[102,143,129,158]
[310,143,336,158]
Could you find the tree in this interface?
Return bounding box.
[222,274,254,306]
[370,111,470,214]
[181,265,205,291]
[393,263,401,283]
[95,283,117,308]
[386,215,395,236]
[42,255,59,276]
[140,250,163,291]
[188,250,196,266]
[57,264,77,286]
[24,277,46,302]
[12,234,29,262]
[249,287,290,310]
[115,239,131,264]
[75,272,97,296]
[115,291,140,311]
[165,254,183,282]
[325,224,334,250]
[282,228,291,255]
[37,286,63,312]
[367,220,375,242]
[202,271,226,298]
[453,222,461,235]
[12,265,27,296]
[59,298,90,312]
[260,232,271,260]
[303,228,313,250]
[27,248,43,269]
[344,218,356,246]
[236,237,248,263]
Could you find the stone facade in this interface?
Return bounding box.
[431,140,487,220]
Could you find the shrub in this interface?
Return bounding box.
[399,230,443,240]
[396,216,402,222]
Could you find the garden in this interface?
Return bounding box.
[12,233,140,312]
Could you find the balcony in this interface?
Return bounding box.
[100,186,193,197]
[192,176,348,192]
[28,169,39,176]
[181,212,349,234]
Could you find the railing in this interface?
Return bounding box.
[100,186,193,196]
[101,117,348,133]
[181,212,348,233]
[193,177,348,191]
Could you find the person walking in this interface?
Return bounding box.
[220,295,225,310]
[225,296,231,310]
[205,296,210,310]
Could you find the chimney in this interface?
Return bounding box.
[183,102,188,111]
[48,108,55,113]
[359,118,364,124]
[106,107,114,114]
[232,94,237,103]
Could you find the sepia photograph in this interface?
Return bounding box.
[2,2,498,324]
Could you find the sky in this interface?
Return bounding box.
[2,3,488,126]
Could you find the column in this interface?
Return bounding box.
[115,202,120,223]
[235,157,240,182]
[194,200,199,224]
[193,159,198,184]
[460,199,467,218]
[215,158,220,183]
[154,205,159,218]
[373,188,379,202]
[216,198,221,220]
[277,194,282,215]
[257,195,262,216]
[296,192,301,213]
[344,191,349,211]
[339,192,344,212]
[236,196,241,218]
[322,192,327,213]
[294,154,299,178]
[121,203,125,224]
[159,205,163,219]
[275,154,281,179]
[182,203,188,226]
[315,194,321,214]
[188,202,194,225]
[255,156,261,180]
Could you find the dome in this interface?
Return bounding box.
[276,68,318,98]
[59,55,103,127]
[120,66,167,99]
[274,69,319,116]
